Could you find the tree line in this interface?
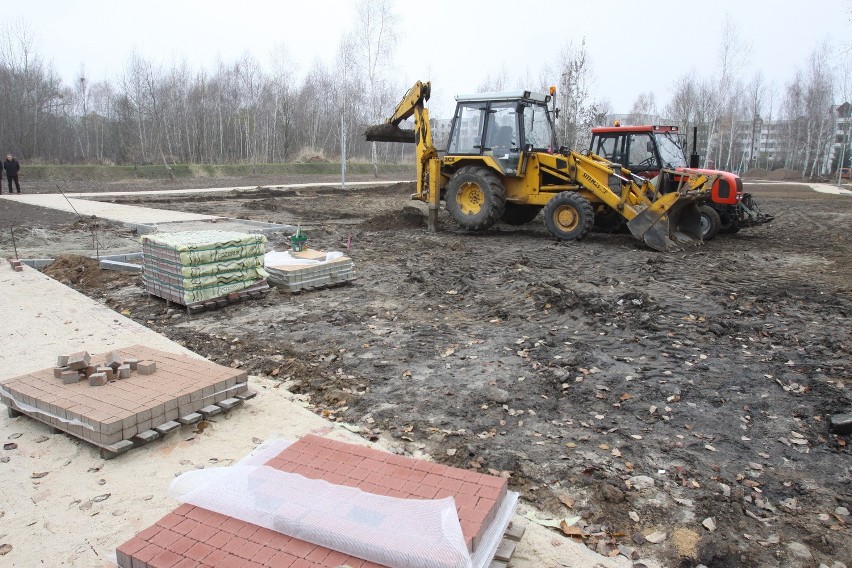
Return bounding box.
[0,5,848,177]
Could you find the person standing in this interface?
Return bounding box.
[4,154,20,194]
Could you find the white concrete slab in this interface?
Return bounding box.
[0,194,219,224]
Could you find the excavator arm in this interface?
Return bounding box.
[365,81,441,231]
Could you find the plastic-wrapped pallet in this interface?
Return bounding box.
[142,230,269,306]
[264,249,355,292]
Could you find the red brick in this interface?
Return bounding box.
[204,511,230,528]
[185,506,215,523]
[445,466,467,480]
[148,548,183,568]
[220,516,248,534]
[218,553,254,568]
[459,481,480,495]
[135,544,165,564]
[291,558,315,568]
[187,523,218,542]
[235,522,258,540]
[406,469,427,483]
[136,525,162,542]
[206,530,232,550]
[172,518,197,536]
[321,550,351,567]
[305,545,330,563]
[285,538,317,558]
[247,526,279,546]
[266,532,293,550]
[171,558,198,568]
[174,504,195,516]
[266,551,298,567]
[199,548,229,566]
[235,540,263,560]
[149,528,181,550]
[184,541,215,562]
[413,485,439,499]
[221,536,250,556]
[251,545,277,565]
[155,513,184,530]
[116,537,147,567]
[439,477,463,492]
[170,537,196,556]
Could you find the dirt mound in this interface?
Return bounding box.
[42,254,134,290]
[741,167,769,179]
[765,168,805,181]
[358,206,424,230]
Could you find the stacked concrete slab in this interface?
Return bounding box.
[265,249,355,292]
[117,435,520,568]
[0,345,252,457]
[142,230,269,306]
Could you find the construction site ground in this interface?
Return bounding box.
[1,174,850,568]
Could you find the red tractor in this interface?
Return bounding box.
[589,124,772,240]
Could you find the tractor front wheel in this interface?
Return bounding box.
[445,166,506,231]
[543,192,595,241]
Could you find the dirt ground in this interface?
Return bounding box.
[2,176,851,567]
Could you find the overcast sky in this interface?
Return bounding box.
[20,0,852,118]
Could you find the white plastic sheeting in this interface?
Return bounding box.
[168,439,519,568]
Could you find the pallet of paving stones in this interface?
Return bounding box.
[142,230,269,308]
[116,434,523,568]
[147,279,271,314]
[265,249,356,292]
[0,345,257,459]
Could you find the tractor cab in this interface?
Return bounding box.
[446,90,555,175]
[590,124,687,177]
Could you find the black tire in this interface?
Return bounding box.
[543,192,595,241]
[699,205,721,240]
[501,203,542,225]
[445,166,506,231]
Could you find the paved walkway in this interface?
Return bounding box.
[2,194,219,224]
[0,180,412,226]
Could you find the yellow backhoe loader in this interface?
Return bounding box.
[366,81,717,251]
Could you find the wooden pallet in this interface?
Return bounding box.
[98,390,257,459]
[488,521,526,568]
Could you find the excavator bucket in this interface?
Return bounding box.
[627,192,704,252]
[364,124,415,144]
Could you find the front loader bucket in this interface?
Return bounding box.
[627,192,704,252]
[364,124,415,143]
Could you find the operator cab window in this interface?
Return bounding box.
[627,133,658,170]
[447,103,487,154]
[593,136,619,162]
[522,103,552,151]
[486,102,520,174]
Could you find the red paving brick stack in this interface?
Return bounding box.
[117,434,510,568]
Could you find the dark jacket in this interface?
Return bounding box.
[4,159,20,176]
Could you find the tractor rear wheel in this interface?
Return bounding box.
[699,205,721,240]
[501,203,542,225]
[445,166,506,231]
[543,192,595,241]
